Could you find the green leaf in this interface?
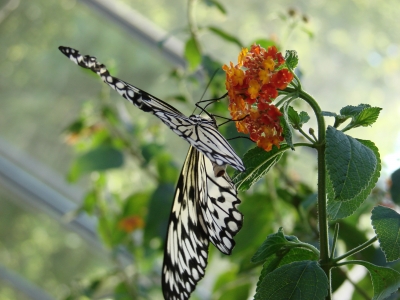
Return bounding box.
[97,216,113,247]
[155,152,179,184]
[184,37,202,70]
[68,145,124,181]
[285,50,299,70]
[82,189,97,215]
[280,103,294,149]
[252,228,319,263]
[340,104,382,131]
[144,183,174,245]
[257,247,319,286]
[64,119,85,134]
[207,26,243,48]
[251,228,292,263]
[328,139,381,219]
[251,38,276,50]
[287,106,310,129]
[352,261,400,300]
[326,126,377,200]
[232,145,289,191]
[254,261,328,300]
[390,168,400,204]
[101,105,119,125]
[203,0,227,14]
[371,206,400,262]
[280,114,294,150]
[122,192,150,216]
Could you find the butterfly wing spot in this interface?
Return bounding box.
[228,221,239,232]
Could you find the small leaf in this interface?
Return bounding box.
[340,104,382,131]
[68,146,124,181]
[390,168,400,204]
[287,106,310,129]
[251,228,291,263]
[184,37,202,70]
[207,26,243,48]
[352,261,400,300]
[328,139,381,219]
[254,261,328,300]
[251,39,276,50]
[144,183,175,244]
[252,228,319,263]
[64,119,85,134]
[326,126,377,200]
[280,114,294,150]
[285,50,299,70]
[340,104,370,117]
[232,145,289,191]
[281,102,294,149]
[344,107,382,131]
[82,189,97,215]
[203,0,227,14]
[97,216,113,247]
[371,206,400,262]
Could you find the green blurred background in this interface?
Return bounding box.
[0,0,399,299]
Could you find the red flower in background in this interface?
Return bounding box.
[223,44,293,151]
[118,215,144,233]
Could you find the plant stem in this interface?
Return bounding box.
[333,236,378,263]
[295,89,331,299]
[298,127,316,143]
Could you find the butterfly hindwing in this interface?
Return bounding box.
[162,146,243,300]
[58,46,245,172]
[201,158,242,255]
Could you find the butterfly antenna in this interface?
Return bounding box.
[227,135,253,142]
[216,114,249,127]
[192,68,227,117]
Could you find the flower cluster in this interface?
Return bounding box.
[223,45,293,151]
[118,215,144,233]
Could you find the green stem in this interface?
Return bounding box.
[293,142,315,149]
[298,127,316,143]
[333,236,378,263]
[294,88,330,299]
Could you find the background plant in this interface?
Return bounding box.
[0,1,398,299]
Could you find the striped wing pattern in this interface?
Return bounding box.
[162,146,243,300]
[58,46,245,172]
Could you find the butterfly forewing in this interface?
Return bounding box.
[58,46,245,172]
[162,146,243,299]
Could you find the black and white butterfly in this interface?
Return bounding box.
[59,46,243,299]
[58,46,245,172]
[162,145,243,300]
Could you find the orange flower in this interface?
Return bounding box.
[118,215,144,233]
[223,44,293,151]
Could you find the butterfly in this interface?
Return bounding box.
[58,46,245,173]
[162,145,243,300]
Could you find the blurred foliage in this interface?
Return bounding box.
[1,0,400,299]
